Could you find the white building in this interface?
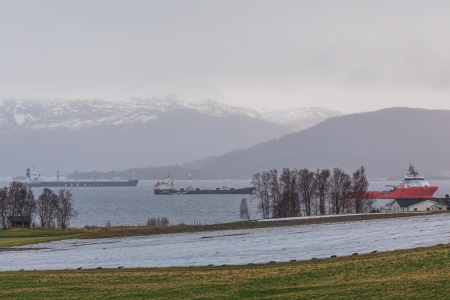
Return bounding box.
[390,198,448,213]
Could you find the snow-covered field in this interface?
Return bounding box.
[1,214,449,271]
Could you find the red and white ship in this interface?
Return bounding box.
[365,165,438,199]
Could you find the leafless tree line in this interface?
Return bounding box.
[0,182,77,229]
[146,216,170,226]
[251,166,372,219]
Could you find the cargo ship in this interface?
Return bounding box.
[154,176,255,195]
[22,168,139,187]
[364,165,438,199]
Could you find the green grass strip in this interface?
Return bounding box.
[0,244,449,299]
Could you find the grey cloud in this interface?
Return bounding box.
[1,0,450,112]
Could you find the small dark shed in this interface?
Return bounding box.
[7,216,32,228]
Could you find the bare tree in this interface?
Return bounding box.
[352,166,371,213]
[240,198,250,220]
[7,181,28,219]
[268,169,281,218]
[4,182,35,228]
[315,169,331,215]
[0,187,8,229]
[279,168,299,217]
[341,172,352,214]
[56,189,77,229]
[23,187,36,222]
[36,188,58,229]
[297,168,316,216]
[330,168,352,214]
[252,172,271,219]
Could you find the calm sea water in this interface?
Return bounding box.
[1,179,450,228]
[0,179,258,228]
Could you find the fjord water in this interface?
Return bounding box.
[1,179,450,228]
[0,179,259,227]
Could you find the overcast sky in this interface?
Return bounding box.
[1,0,450,113]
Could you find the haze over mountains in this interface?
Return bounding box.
[2,99,448,180]
[0,98,339,176]
[198,107,450,179]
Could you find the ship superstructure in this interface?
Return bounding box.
[365,165,438,199]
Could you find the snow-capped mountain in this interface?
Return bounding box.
[0,98,341,133]
[260,107,342,131]
[0,97,341,176]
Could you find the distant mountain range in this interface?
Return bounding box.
[0,98,340,133]
[4,101,448,181]
[0,98,339,176]
[197,107,450,180]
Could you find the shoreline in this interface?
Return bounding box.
[87,211,449,238]
[1,211,447,252]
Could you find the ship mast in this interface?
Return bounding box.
[408,165,419,178]
[187,174,192,190]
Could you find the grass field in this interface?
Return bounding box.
[0,243,449,299]
[0,228,85,248]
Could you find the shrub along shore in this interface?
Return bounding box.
[1,212,449,299]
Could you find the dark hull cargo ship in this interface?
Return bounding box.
[154,177,254,195]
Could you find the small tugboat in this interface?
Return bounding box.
[154,176,255,195]
[364,165,438,199]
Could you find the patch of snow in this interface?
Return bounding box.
[0,98,342,132]
[13,114,30,125]
[261,107,343,131]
